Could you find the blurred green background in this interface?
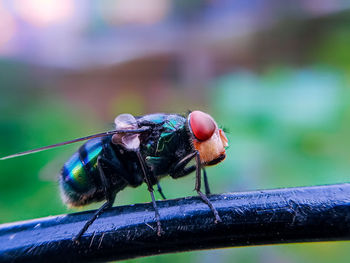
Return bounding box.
[1,0,350,262]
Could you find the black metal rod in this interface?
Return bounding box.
[1,183,350,263]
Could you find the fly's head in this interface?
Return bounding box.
[188,111,228,166]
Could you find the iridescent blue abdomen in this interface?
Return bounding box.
[60,137,103,206]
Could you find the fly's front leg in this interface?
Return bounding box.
[73,157,116,243]
[170,151,210,193]
[170,152,218,220]
[195,152,221,223]
[136,150,163,236]
[170,151,197,178]
[203,168,211,195]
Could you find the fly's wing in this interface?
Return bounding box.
[0,126,150,160]
[39,153,70,181]
[112,113,141,150]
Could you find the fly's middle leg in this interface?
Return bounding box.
[157,182,167,200]
[136,150,163,236]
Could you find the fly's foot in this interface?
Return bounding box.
[73,236,81,245]
[214,215,222,224]
[155,210,164,236]
[156,222,164,236]
[197,190,222,223]
[72,229,85,244]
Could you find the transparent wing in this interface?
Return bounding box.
[114,113,138,129]
[113,114,141,150]
[0,127,150,160]
[38,153,70,181]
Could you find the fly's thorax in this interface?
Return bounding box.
[139,114,188,156]
[187,111,228,166]
[135,113,191,175]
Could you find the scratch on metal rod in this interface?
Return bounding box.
[145,223,155,231]
[98,233,105,249]
[89,231,96,248]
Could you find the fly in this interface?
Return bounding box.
[1,110,229,241]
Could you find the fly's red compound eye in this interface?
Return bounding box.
[189,111,216,141]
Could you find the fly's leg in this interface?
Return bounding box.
[171,165,196,178]
[172,164,210,194]
[203,168,211,195]
[195,152,221,223]
[149,190,162,236]
[170,151,208,185]
[73,199,114,243]
[157,182,167,200]
[73,157,116,243]
[170,152,219,221]
[136,150,163,236]
[170,152,197,178]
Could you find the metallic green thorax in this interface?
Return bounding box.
[138,114,191,176]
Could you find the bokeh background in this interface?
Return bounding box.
[1,0,350,262]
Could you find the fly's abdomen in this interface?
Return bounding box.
[60,138,103,206]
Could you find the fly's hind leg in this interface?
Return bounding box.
[73,157,117,243]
